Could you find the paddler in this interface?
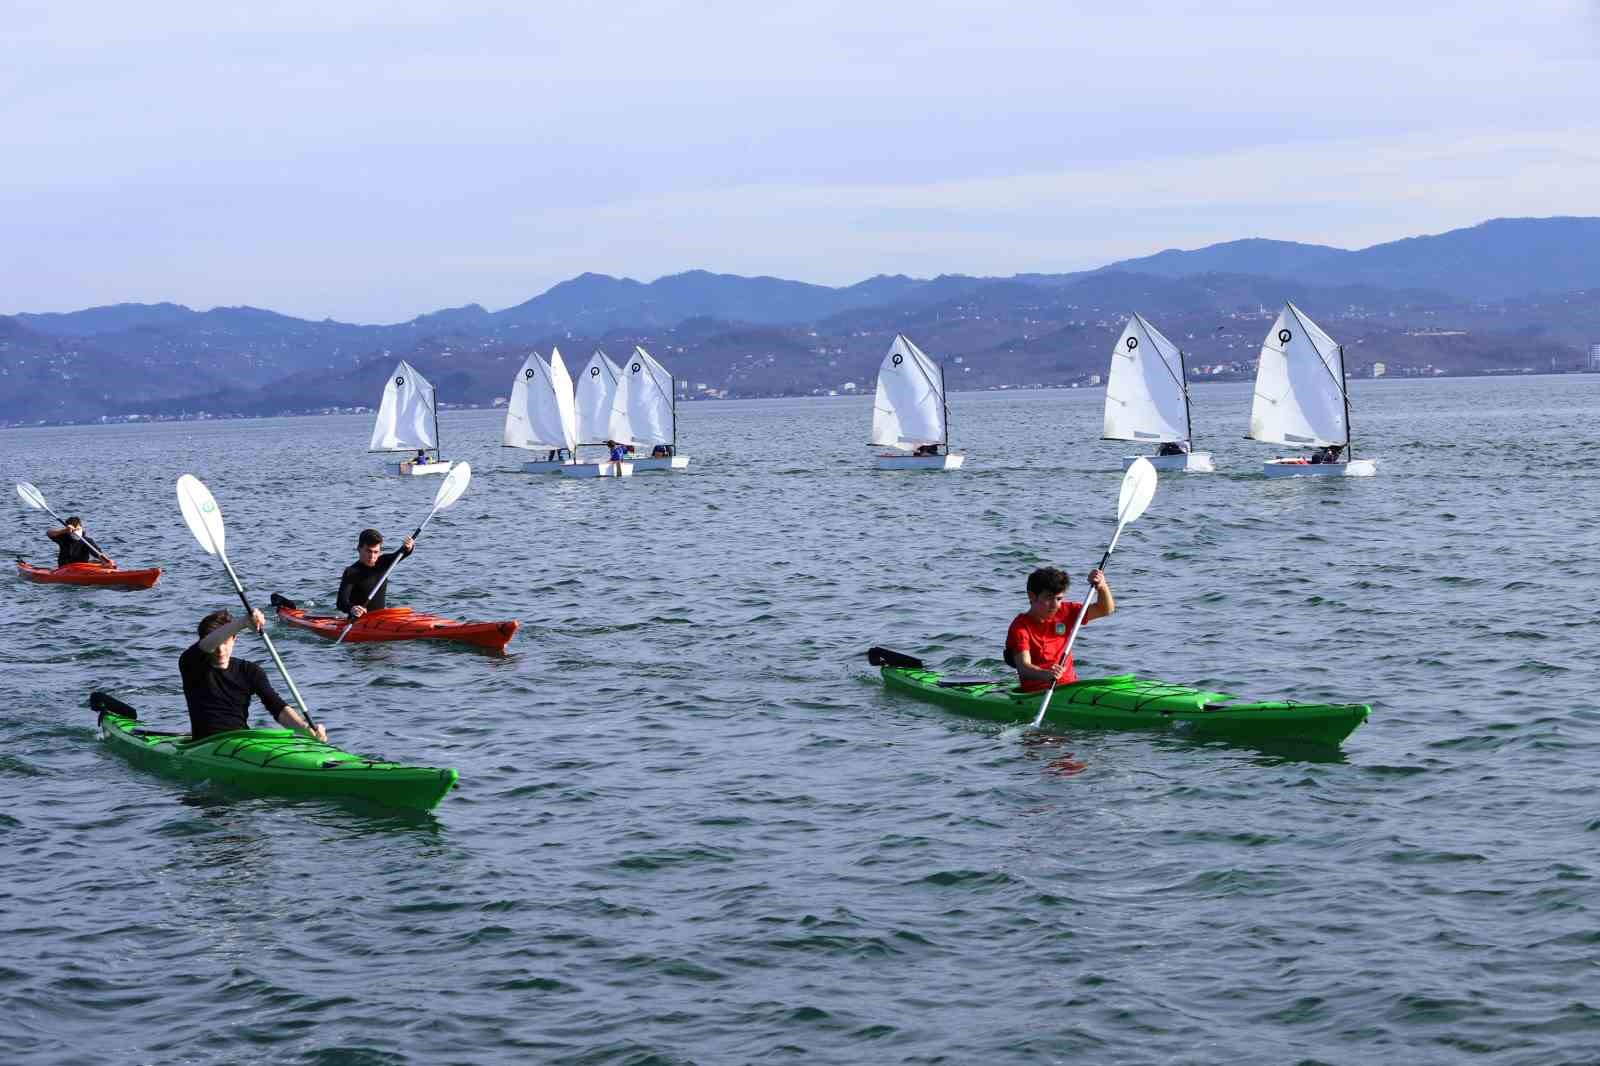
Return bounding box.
[1006,566,1114,691]
[338,528,415,620]
[46,516,114,568]
[181,608,325,741]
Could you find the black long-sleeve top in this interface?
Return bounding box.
[336,545,412,613]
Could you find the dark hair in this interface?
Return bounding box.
[197,609,233,639]
[358,528,384,548]
[1026,567,1069,597]
[64,516,82,528]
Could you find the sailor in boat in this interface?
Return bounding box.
[913,443,940,457]
[1004,566,1115,692]
[650,444,670,459]
[181,608,325,741]
[410,448,431,467]
[606,439,629,474]
[47,516,113,568]
[338,528,415,621]
[1309,444,1344,465]
[1156,442,1189,457]
[545,447,571,462]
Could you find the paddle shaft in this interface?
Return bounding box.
[217,551,318,731]
[332,514,435,644]
[1027,543,1118,729]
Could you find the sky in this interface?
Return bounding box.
[5,0,1599,322]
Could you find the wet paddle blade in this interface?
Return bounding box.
[175,474,226,557]
[1117,457,1158,525]
[433,461,472,511]
[16,482,47,511]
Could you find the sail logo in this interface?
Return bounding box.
[395,376,405,386]
[1127,337,1139,351]
[590,367,600,377]
[891,353,904,366]
[632,363,642,373]
[524,369,535,380]
[1278,329,1292,344]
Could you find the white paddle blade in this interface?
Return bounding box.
[175,474,226,557]
[15,482,47,510]
[1116,457,1158,526]
[433,461,472,511]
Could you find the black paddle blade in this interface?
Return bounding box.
[866,646,924,669]
[269,592,298,610]
[89,691,138,722]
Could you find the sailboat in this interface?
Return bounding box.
[370,360,452,476]
[560,349,633,478]
[504,347,578,472]
[871,334,964,470]
[1249,303,1377,478]
[1102,313,1215,473]
[617,346,691,472]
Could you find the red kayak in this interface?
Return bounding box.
[274,600,519,654]
[17,560,162,589]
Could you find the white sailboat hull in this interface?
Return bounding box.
[384,460,453,477]
[630,455,691,472]
[1263,458,1378,478]
[520,458,575,474]
[1122,452,1215,473]
[876,453,966,471]
[558,461,634,479]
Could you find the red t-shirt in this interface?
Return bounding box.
[1006,602,1084,692]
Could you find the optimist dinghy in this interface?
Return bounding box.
[871,334,964,470]
[504,347,579,473]
[560,350,633,478]
[1103,313,1215,473]
[618,347,691,472]
[370,360,452,476]
[1249,304,1377,478]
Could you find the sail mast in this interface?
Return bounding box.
[1180,346,1194,448]
[431,378,443,461]
[1339,344,1352,455]
[940,360,950,451]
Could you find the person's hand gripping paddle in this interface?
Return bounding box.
[334,462,472,645]
[16,481,114,565]
[1027,458,1158,730]
[175,474,319,735]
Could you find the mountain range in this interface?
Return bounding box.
[2,216,1598,425]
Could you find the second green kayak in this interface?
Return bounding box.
[868,649,1368,747]
[91,692,458,811]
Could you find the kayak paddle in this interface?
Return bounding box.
[175,473,319,733]
[1027,457,1158,730]
[15,481,113,564]
[334,461,472,645]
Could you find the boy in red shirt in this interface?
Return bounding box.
[1006,566,1114,692]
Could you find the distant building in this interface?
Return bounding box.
[1589,344,1600,371]
[1372,362,1386,378]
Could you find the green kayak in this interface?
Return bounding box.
[868,648,1368,747]
[91,692,458,811]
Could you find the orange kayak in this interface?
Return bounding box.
[273,600,519,654]
[17,560,162,589]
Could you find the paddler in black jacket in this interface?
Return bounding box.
[180,608,326,741]
[337,527,416,620]
[46,516,115,567]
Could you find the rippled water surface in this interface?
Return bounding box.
[4,377,1600,1064]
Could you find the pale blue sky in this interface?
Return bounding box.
[5,0,1598,322]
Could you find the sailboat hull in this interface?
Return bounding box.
[520,458,574,473]
[384,461,453,477]
[559,461,634,479]
[1263,458,1377,478]
[876,453,965,471]
[630,455,691,472]
[1122,452,1215,473]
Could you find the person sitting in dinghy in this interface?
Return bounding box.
[411,448,431,467]
[181,608,325,742]
[46,517,113,568]
[1157,442,1189,457]
[1309,444,1344,464]
[913,443,939,457]
[338,528,415,620]
[1005,566,1115,692]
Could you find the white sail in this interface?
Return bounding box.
[369,360,439,452]
[504,348,577,452]
[575,350,630,445]
[870,334,947,449]
[620,346,675,447]
[1249,303,1349,447]
[1103,313,1190,443]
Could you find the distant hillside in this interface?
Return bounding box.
[1102,217,1600,300]
[4,215,1600,424]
